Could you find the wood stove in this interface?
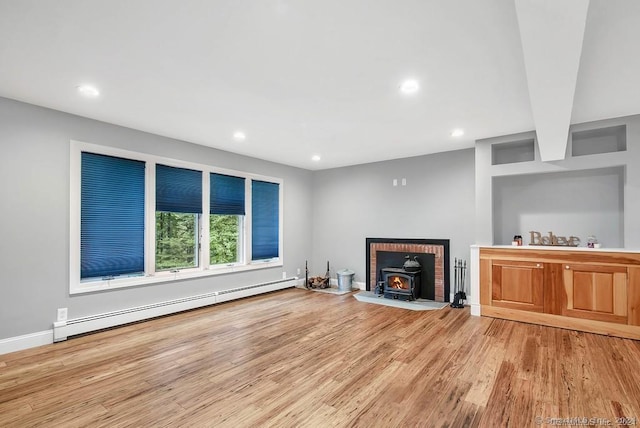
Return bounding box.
[381,267,421,301]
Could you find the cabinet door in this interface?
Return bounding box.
[563,264,627,324]
[491,259,544,312]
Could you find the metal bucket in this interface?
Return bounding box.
[336,269,355,291]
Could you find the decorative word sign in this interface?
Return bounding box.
[529,231,580,247]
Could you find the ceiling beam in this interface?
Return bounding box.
[515,0,590,161]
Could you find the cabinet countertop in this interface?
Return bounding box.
[472,244,640,254]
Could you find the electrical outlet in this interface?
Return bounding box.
[283,271,287,279]
[297,268,301,275]
[57,308,68,322]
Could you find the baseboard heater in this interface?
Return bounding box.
[53,277,297,342]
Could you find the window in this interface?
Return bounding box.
[155,165,202,271]
[210,173,245,265]
[80,152,145,280]
[252,180,280,260]
[71,141,283,294]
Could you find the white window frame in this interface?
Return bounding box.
[70,140,283,295]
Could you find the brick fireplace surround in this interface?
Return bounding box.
[366,238,450,302]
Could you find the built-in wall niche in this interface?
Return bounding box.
[492,166,625,248]
[491,138,535,165]
[571,125,626,157]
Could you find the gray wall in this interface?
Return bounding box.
[476,115,640,248]
[493,167,625,247]
[0,97,313,340]
[310,149,476,287]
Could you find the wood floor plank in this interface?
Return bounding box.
[2,288,640,427]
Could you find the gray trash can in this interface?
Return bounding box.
[336,269,355,291]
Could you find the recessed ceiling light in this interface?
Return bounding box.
[233,131,246,141]
[76,85,100,98]
[399,79,419,95]
[451,129,465,137]
[311,155,321,162]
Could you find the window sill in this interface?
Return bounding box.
[70,259,283,295]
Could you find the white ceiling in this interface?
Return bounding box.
[0,0,638,170]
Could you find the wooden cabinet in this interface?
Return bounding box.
[562,263,627,324]
[479,247,640,340]
[491,259,544,312]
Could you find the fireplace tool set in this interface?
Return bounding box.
[450,258,467,308]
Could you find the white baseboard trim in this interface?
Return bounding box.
[297,278,365,290]
[2,279,297,356]
[54,278,297,342]
[0,330,53,356]
[331,278,366,290]
[470,303,481,316]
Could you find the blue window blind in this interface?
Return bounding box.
[156,164,202,213]
[210,173,245,215]
[81,152,145,279]
[251,180,279,260]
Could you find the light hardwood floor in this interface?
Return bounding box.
[2,288,640,427]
